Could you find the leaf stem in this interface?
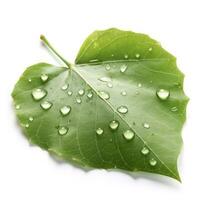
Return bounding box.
[40,35,72,68]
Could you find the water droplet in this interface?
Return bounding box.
[141,147,149,155]
[29,116,34,122]
[120,64,127,73]
[87,91,93,99]
[67,91,73,96]
[60,105,71,116]
[58,126,68,135]
[117,106,128,114]
[78,89,85,96]
[89,59,99,63]
[105,64,111,71]
[171,106,178,112]
[99,77,111,82]
[15,104,21,110]
[143,123,150,129]
[124,54,129,59]
[135,53,140,58]
[61,83,68,90]
[149,158,157,166]
[25,123,29,128]
[96,128,104,135]
[109,120,119,130]
[123,130,135,140]
[40,74,48,82]
[138,83,142,88]
[99,91,110,100]
[135,91,140,95]
[149,47,153,51]
[107,82,113,88]
[32,88,47,101]
[76,98,82,104]
[28,78,32,82]
[156,89,170,100]
[40,101,52,110]
[121,91,127,96]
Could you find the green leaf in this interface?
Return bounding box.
[12,28,188,181]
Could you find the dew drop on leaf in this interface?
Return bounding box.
[135,53,140,58]
[120,64,127,73]
[121,91,127,96]
[117,106,128,114]
[28,78,32,82]
[58,126,68,135]
[60,105,71,116]
[25,123,29,128]
[15,104,21,110]
[29,116,34,122]
[143,122,150,129]
[67,91,73,96]
[99,77,111,82]
[156,89,170,100]
[149,47,153,51]
[105,64,111,71]
[40,101,52,110]
[76,97,82,104]
[123,130,135,140]
[138,83,142,88]
[141,147,149,155]
[107,82,113,88]
[61,83,69,91]
[40,74,48,82]
[124,54,128,59]
[87,91,93,99]
[109,120,119,130]
[171,106,178,112]
[32,88,47,101]
[96,128,104,135]
[99,91,110,100]
[149,158,157,166]
[78,89,85,96]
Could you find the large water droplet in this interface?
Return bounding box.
[60,105,71,116]
[120,64,127,73]
[15,104,21,110]
[87,91,93,99]
[99,91,110,100]
[67,91,73,96]
[96,128,104,135]
[29,116,34,122]
[99,77,111,82]
[40,74,48,82]
[143,123,150,129]
[61,83,68,90]
[32,88,47,101]
[121,91,127,96]
[149,158,157,166]
[117,106,128,114]
[76,97,82,104]
[78,89,85,96]
[58,126,68,135]
[135,53,140,58]
[40,101,52,110]
[141,147,149,155]
[123,130,135,141]
[171,106,178,112]
[109,120,119,130]
[105,64,111,71]
[156,89,170,100]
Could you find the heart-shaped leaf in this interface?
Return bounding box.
[12,28,188,181]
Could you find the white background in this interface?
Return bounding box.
[0,0,199,199]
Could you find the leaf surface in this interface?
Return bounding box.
[12,28,188,181]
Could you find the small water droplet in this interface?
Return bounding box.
[87,91,93,99]
[138,83,142,88]
[78,89,85,96]
[40,74,48,82]
[15,104,21,110]
[120,64,127,73]
[111,54,114,57]
[58,126,68,135]
[99,77,111,82]
[28,78,32,82]
[60,105,71,116]
[76,97,82,104]
[109,120,119,130]
[89,59,99,63]
[25,123,29,128]
[143,123,150,129]
[141,147,149,155]
[107,82,113,88]
[149,158,157,166]
[61,83,68,90]
[105,64,111,71]
[156,89,170,100]
[67,91,73,96]
[148,47,153,51]
[135,91,140,95]
[121,91,127,96]
[117,106,128,114]
[32,88,47,101]
[123,130,135,141]
[29,116,34,122]
[99,91,110,100]
[96,128,104,135]
[124,54,129,59]
[171,106,178,112]
[40,101,52,110]
[135,53,140,58]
